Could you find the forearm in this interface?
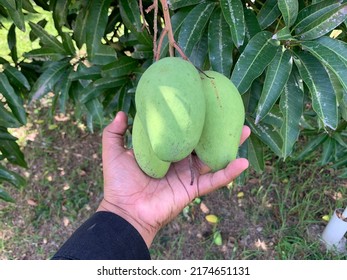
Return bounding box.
[51,211,150,260]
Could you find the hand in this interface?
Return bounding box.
[97,111,251,247]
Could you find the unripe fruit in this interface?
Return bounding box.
[132,114,170,178]
[194,71,245,171]
[135,57,206,162]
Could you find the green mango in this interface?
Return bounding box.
[135,57,206,162]
[132,114,170,178]
[195,71,245,171]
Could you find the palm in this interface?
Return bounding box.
[99,111,250,246]
[103,149,201,230]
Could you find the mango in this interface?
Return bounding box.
[132,114,170,178]
[135,57,206,162]
[194,71,245,171]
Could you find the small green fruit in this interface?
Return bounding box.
[135,57,206,162]
[195,71,245,171]
[132,114,170,178]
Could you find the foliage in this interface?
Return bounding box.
[0,0,347,201]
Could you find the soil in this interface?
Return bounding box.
[1,108,346,260]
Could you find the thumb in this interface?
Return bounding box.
[198,158,249,196]
[102,111,128,159]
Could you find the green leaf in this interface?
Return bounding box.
[295,3,347,40]
[208,8,233,77]
[261,105,283,129]
[101,56,138,78]
[248,134,264,173]
[220,0,245,48]
[0,128,17,141]
[280,73,304,158]
[295,133,328,160]
[0,188,15,203]
[7,24,17,63]
[159,8,191,58]
[92,40,116,66]
[60,32,76,55]
[69,63,102,81]
[278,0,298,27]
[327,69,347,122]
[178,2,215,58]
[93,77,128,89]
[314,36,347,65]
[0,165,26,189]
[52,0,70,33]
[22,0,37,13]
[0,57,9,64]
[0,73,26,124]
[0,140,27,168]
[29,61,70,102]
[320,137,335,165]
[243,78,262,114]
[257,0,281,29]
[33,0,50,11]
[244,8,261,42]
[255,47,292,123]
[231,31,279,94]
[73,1,88,48]
[120,88,133,115]
[78,83,100,104]
[119,0,152,46]
[246,117,283,157]
[79,77,128,104]
[29,18,47,41]
[169,0,206,10]
[55,68,73,114]
[3,64,30,90]
[189,32,208,69]
[24,48,68,61]
[85,0,115,64]
[0,0,16,10]
[0,0,25,31]
[302,37,347,98]
[333,133,347,149]
[293,0,343,34]
[85,98,104,132]
[28,21,66,53]
[132,44,153,60]
[0,102,21,128]
[273,26,294,40]
[294,51,338,130]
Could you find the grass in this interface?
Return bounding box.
[1,2,346,261]
[1,13,346,258]
[0,102,104,259]
[0,103,346,259]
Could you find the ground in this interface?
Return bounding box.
[0,105,346,260]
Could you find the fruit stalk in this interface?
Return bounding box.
[143,0,188,60]
[159,0,188,60]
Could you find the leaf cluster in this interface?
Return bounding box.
[0,0,347,201]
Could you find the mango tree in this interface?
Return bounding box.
[0,0,347,201]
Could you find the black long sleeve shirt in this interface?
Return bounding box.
[51,211,151,260]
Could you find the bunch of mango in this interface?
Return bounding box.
[132,57,245,178]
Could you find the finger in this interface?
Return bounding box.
[240,125,251,146]
[197,158,249,196]
[102,111,128,159]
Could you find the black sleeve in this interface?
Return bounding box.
[51,211,151,260]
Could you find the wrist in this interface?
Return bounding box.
[96,198,156,248]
